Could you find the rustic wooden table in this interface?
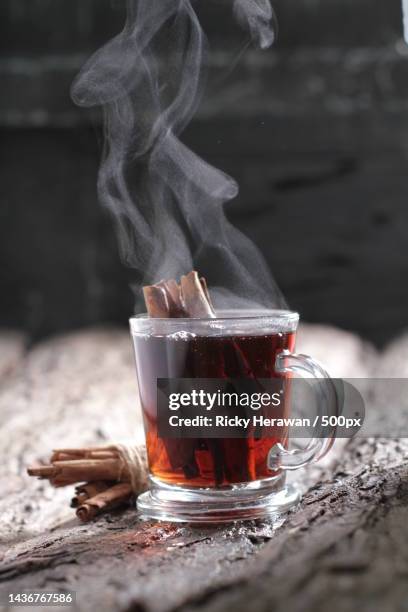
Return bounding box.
[1,326,407,612]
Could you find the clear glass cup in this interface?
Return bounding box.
[130,310,338,522]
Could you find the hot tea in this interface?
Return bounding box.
[133,330,295,487]
[131,275,336,522]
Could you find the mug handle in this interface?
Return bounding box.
[268,351,339,471]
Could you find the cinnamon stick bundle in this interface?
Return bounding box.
[27,444,147,522]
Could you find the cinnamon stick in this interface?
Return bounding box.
[180,271,215,317]
[143,285,170,318]
[199,276,212,305]
[76,482,133,522]
[51,448,118,462]
[28,458,128,487]
[71,481,112,508]
[157,279,185,317]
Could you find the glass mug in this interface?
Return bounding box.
[130,310,338,522]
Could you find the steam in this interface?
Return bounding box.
[233,0,275,49]
[403,0,408,43]
[71,0,285,311]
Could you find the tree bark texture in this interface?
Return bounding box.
[1,326,407,612]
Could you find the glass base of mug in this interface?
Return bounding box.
[137,474,301,523]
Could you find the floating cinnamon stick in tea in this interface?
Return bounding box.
[143,272,225,481]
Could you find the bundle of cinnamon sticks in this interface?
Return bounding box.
[27,446,146,522]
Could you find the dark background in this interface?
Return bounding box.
[1,0,407,346]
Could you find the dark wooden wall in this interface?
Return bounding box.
[1,0,407,345]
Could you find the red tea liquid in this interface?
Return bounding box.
[133,331,296,487]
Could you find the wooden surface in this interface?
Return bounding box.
[1,325,407,612]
